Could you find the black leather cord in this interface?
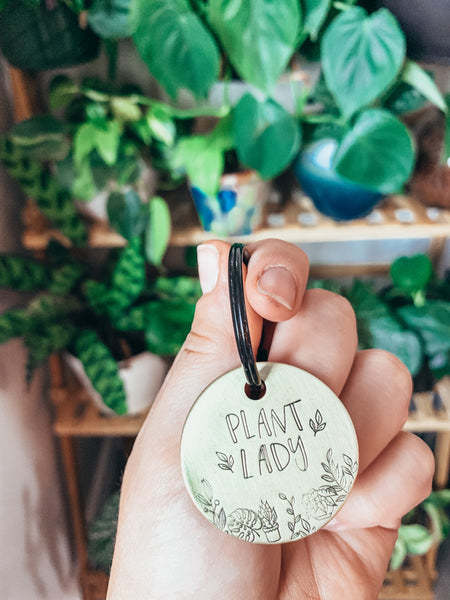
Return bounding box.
[228,243,265,399]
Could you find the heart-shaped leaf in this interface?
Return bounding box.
[334,109,415,194]
[390,254,433,293]
[208,0,301,92]
[132,0,220,100]
[321,7,405,118]
[233,93,301,179]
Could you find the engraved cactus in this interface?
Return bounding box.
[259,501,281,543]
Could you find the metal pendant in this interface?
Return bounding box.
[180,244,358,544]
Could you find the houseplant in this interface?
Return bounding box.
[0,0,100,71]
[0,238,200,414]
[311,253,450,385]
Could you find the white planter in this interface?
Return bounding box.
[65,351,168,416]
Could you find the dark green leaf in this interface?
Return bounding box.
[132,0,220,99]
[334,109,415,194]
[321,7,405,118]
[49,75,79,111]
[233,94,301,179]
[9,116,70,161]
[110,236,146,309]
[145,298,195,356]
[0,308,30,344]
[398,302,450,357]
[70,329,127,414]
[208,0,301,92]
[390,255,433,294]
[0,255,50,291]
[107,190,147,240]
[145,196,171,266]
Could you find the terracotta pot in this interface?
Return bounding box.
[65,351,168,416]
[189,170,270,236]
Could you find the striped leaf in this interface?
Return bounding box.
[110,236,145,310]
[0,308,30,343]
[0,255,51,291]
[70,329,127,414]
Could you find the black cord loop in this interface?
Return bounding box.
[228,243,265,399]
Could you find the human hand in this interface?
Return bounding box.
[107,239,434,600]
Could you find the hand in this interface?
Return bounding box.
[107,239,434,600]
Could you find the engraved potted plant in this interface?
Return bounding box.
[258,501,280,543]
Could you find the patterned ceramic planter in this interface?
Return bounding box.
[294,139,384,221]
[190,170,270,236]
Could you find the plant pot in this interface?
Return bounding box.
[0,2,100,71]
[65,351,168,416]
[293,139,384,221]
[365,1,450,64]
[263,525,281,543]
[189,170,270,236]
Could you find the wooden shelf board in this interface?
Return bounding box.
[21,195,450,251]
[379,553,436,600]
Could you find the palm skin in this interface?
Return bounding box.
[107,240,434,600]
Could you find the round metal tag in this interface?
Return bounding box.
[181,362,358,544]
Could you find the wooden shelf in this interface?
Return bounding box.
[21,194,450,251]
[405,379,450,433]
[379,553,437,600]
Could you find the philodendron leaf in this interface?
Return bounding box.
[402,61,447,113]
[70,329,127,415]
[398,524,434,556]
[107,189,147,240]
[390,537,407,570]
[173,135,224,196]
[145,196,171,266]
[398,301,450,357]
[233,93,301,179]
[334,109,415,194]
[88,0,134,39]
[132,0,220,100]
[321,7,405,118]
[390,254,433,294]
[302,0,331,42]
[208,0,301,92]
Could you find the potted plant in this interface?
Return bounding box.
[0,237,200,415]
[292,3,447,220]
[0,1,100,71]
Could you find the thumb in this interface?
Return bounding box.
[144,239,308,442]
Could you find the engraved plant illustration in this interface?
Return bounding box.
[258,501,280,542]
[309,409,326,436]
[216,451,234,472]
[279,493,316,540]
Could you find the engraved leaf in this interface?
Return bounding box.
[288,522,294,532]
[326,449,333,463]
[279,493,287,500]
[343,454,353,467]
[286,508,294,516]
[301,518,311,532]
[194,493,210,506]
[315,410,323,424]
[201,479,213,501]
[321,474,334,482]
[337,495,347,502]
[318,423,326,431]
[343,466,352,476]
[218,464,232,471]
[321,462,331,473]
[218,508,227,530]
[295,514,301,523]
[309,418,317,432]
[216,451,228,462]
[291,497,295,506]
[229,455,234,468]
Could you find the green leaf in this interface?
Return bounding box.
[110,236,146,310]
[402,61,447,113]
[9,116,70,161]
[146,107,176,146]
[49,75,79,110]
[173,135,224,196]
[145,196,171,266]
[321,7,406,118]
[107,190,147,240]
[132,0,220,100]
[233,93,301,179]
[0,308,30,344]
[390,255,433,294]
[208,0,301,92]
[94,121,122,166]
[390,536,407,570]
[145,299,195,356]
[73,122,98,166]
[398,524,434,556]
[88,0,134,39]
[70,329,127,414]
[110,96,142,123]
[0,255,50,291]
[398,301,450,357]
[334,109,415,194]
[302,0,331,42]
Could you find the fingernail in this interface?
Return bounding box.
[197,244,220,295]
[257,266,296,310]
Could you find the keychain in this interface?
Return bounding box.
[181,243,358,544]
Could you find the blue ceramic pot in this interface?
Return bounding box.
[294,139,384,221]
[190,171,270,236]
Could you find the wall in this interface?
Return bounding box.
[0,63,80,600]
